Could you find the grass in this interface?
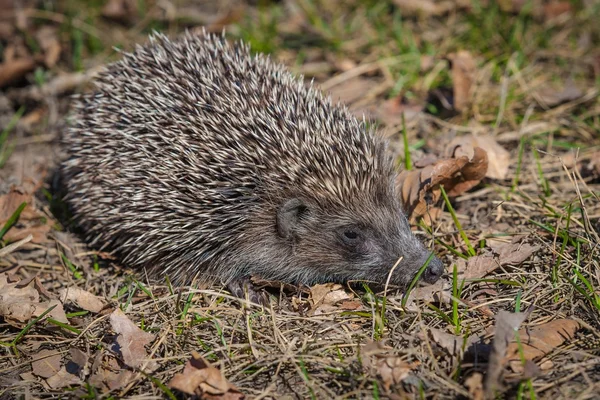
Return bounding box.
[0,107,25,169]
[0,202,27,243]
[0,0,599,398]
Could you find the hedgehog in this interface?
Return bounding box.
[62,31,444,300]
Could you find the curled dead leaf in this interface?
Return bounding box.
[168,351,244,398]
[447,134,509,180]
[397,148,488,223]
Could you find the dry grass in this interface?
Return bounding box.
[1,0,599,399]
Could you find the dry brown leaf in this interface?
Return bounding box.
[31,349,61,379]
[102,0,138,24]
[309,283,350,306]
[0,273,68,327]
[458,242,540,280]
[448,50,476,112]
[0,189,36,223]
[397,148,487,223]
[88,354,134,392]
[168,351,244,399]
[46,366,84,389]
[3,223,51,244]
[485,309,532,398]
[0,188,53,244]
[424,327,480,357]
[109,308,155,369]
[0,57,36,88]
[537,79,583,108]
[338,300,363,310]
[543,2,571,20]
[66,347,89,378]
[59,287,106,313]
[35,26,61,68]
[448,134,509,180]
[506,319,580,372]
[403,280,451,311]
[361,341,416,391]
[375,95,424,126]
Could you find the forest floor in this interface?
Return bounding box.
[0,0,599,399]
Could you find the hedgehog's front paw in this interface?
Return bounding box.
[227,278,270,306]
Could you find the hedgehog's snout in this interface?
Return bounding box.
[421,254,444,284]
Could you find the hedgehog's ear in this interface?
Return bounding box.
[277,198,308,239]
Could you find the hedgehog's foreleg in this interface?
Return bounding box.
[226,278,269,306]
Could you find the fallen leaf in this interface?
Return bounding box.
[448,51,476,112]
[543,2,571,20]
[59,287,106,313]
[448,134,509,180]
[402,280,451,311]
[506,319,580,372]
[31,349,61,379]
[66,347,89,378]
[3,223,51,244]
[338,300,364,310]
[0,188,53,244]
[361,341,416,391]
[35,26,61,68]
[458,242,540,280]
[485,309,533,398]
[0,189,35,223]
[46,366,84,389]
[0,57,36,88]
[424,327,480,357]
[168,351,244,398]
[308,283,353,315]
[102,0,138,24]
[397,148,488,223]
[375,95,424,126]
[0,273,68,327]
[109,308,155,369]
[537,79,583,108]
[88,354,134,392]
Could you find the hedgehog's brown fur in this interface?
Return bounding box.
[62,31,444,291]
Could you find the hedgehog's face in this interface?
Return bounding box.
[275,197,444,288]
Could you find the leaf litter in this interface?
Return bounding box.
[0,1,599,398]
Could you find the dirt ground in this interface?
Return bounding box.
[1,0,599,399]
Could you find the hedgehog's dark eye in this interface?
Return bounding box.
[344,230,358,240]
[340,228,362,247]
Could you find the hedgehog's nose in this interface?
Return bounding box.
[422,255,444,284]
